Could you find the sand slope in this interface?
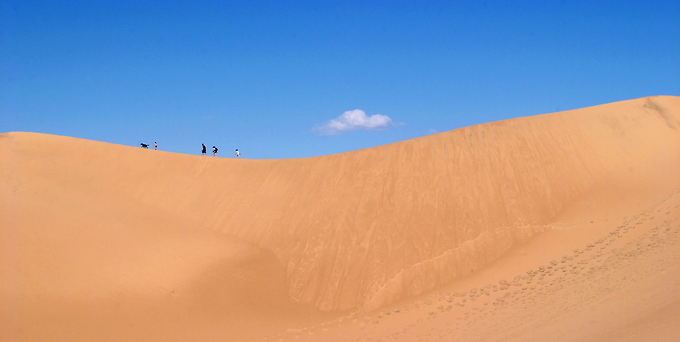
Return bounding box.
[1,96,680,341]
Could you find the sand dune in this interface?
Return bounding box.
[1,96,679,341]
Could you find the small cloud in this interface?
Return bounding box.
[313,109,395,135]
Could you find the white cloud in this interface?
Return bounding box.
[313,109,395,135]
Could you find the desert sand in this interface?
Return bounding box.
[1,96,679,341]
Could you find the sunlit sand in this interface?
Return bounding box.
[2,96,679,341]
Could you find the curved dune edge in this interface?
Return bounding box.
[259,95,679,311]
[361,223,548,313]
[1,96,680,320]
[275,183,680,342]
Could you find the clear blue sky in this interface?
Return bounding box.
[2,1,679,159]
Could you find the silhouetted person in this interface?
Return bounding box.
[202,144,207,155]
[213,146,218,157]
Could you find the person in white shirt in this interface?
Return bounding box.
[235,149,240,158]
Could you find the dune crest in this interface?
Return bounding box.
[2,97,679,322]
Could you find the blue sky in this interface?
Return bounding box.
[2,1,679,159]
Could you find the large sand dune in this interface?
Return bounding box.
[2,96,679,341]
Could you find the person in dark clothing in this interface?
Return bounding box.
[212,146,218,157]
[202,144,207,156]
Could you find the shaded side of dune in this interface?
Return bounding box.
[2,96,679,314]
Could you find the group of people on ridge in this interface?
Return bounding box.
[141,142,239,158]
[202,144,239,158]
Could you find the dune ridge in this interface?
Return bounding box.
[2,97,679,317]
[2,96,680,341]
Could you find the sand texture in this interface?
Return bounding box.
[2,96,679,341]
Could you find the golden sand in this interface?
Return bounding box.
[2,96,679,341]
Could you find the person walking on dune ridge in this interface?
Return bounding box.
[154,142,157,150]
[202,144,207,156]
[213,146,218,157]
[235,149,240,158]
